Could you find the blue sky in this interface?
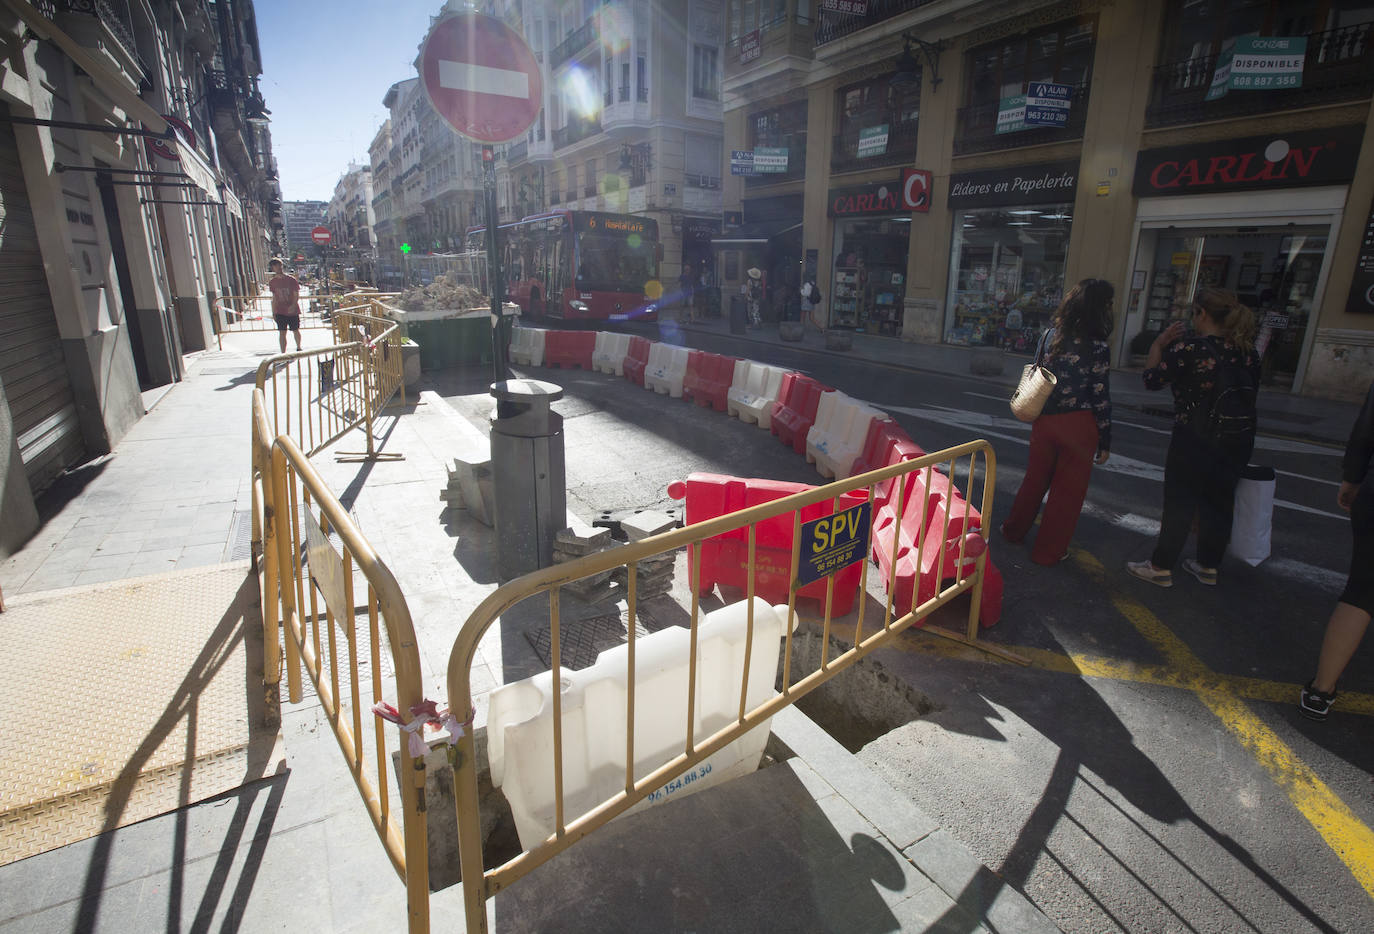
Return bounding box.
[256,2,441,202]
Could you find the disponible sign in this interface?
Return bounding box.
[1209,35,1306,99]
[857,125,888,158]
[947,160,1078,208]
[1133,125,1363,197]
[996,83,1071,134]
[740,29,761,64]
[753,147,789,173]
[730,150,756,176]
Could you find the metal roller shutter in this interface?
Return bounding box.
[0,110,85,494]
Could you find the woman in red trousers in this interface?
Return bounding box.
[1000,278,1115,566]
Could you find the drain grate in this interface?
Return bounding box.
[224,510,254,561]
[525,613,652,670]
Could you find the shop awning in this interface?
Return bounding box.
[711,220,802,247]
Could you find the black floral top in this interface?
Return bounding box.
[1041,337,1113,451]
[1143,335,1260,430]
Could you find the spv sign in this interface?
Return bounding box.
[796,501,871,588]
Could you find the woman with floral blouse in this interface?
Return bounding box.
[1001,278,1114,566]
[1128,287,1260,588]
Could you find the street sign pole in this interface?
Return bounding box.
[482,146,507,384]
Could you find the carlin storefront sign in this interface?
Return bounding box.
[947,160,1078,209]
[828,179,903,217]
[1133,125,1363,197]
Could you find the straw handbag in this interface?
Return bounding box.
[1009,329,1056,423]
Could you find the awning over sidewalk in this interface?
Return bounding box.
[711,220,802,247]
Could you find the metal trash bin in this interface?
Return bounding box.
[729,295,747,335]
[489,379,566,579]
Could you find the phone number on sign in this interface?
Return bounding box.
[647,761,713,803]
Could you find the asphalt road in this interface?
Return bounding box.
[434,344,1372,934]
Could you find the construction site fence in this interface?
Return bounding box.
[250,388,431,931]
[214,291,402,349]
[404,250,487,291]
[251,303,406,464]
[444,440,997,933]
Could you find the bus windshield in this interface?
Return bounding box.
[574,232,656,294]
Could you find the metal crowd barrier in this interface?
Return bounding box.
[250,389,431,931]
[214,291,402,349]
[445,440,998,933]
[254,303,406,463]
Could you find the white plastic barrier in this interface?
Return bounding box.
[644,342,689,398]
[485,598,791,849]
[592,331,632,376]
[509,326,546,367]
[727,360,788,430]
[806,392,885,479]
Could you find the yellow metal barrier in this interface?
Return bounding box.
[445,441,1007,933]
[254,304,406,463]
[250,388,431,931]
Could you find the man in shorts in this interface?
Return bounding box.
[268,258,302,352]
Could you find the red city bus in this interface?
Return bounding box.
[466,210,662,322]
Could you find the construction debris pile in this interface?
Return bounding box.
[398,275,487,311]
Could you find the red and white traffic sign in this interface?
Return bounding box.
[311,226,332,245]
[419,13,543,144]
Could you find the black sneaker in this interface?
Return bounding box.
[1299,681,1336,721]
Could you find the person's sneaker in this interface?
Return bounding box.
[1126,560,1172,588]
[1299,681,1336,721]
[1181,558,1218,586]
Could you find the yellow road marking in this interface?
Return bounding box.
[894,553,1374,896]
[1075,550,1374,897]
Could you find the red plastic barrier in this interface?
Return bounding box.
[683,351,738,412]
[869,466,1002,627]
[667,472,868,615]
[544,329,596,370]
[850,421,925,509]
[623,336,651,387]
[770,373,832,455]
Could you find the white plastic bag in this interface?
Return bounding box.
[1228,464,1275,566]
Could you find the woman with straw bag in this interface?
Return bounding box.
[1001,278,1115,566]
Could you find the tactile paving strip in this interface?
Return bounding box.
[0,563,284,866]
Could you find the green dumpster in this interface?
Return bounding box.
[385,304,520,370]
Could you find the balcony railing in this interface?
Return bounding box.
[618,84,630,102]
[553,115,602,150]
[831,121,918,173]
[954,84,1090,155]
[685,173,721,190]
[1145,21,1374,127]
[814,0,936,47]
[58,0,143,73]
[507,140,528,162]
[637,85,649,102]
[604,90,613,107]
[551,17,596,69]
[584,184,597,197]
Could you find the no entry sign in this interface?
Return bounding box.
[311,226,331,245]
[419,13,543,144]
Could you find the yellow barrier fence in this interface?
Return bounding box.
[253,304,406,463]
[250,388,431,932]
[215,291,403,349]
[445,440,1007,933]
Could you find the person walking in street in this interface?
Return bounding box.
[1298,379,1374,720]
[1000,278,1115,566]
[268,258,302,353]
[743,267,764,329]
[1128,287,1259,588]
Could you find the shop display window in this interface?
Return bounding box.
[1127,223,1330,388]
[830,218,911,334]
[945,205,1072,350]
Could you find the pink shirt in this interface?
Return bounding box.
[269,273,300,317]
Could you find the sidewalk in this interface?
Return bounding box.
[643,310,1360,448]
[0,329,1060,932]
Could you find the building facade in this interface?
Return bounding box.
[0,0,282,555]
[283,200,327,257]
[722,0,1374,400]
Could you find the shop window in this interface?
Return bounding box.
[833,74,919,170]
[830,218,911,335]
[692,44,720,100]
[747,99,807,182]
[945,206,1073,349]
[584,158,597,197]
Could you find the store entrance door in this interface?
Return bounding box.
[1124,222,1332,389]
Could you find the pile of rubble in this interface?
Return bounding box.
[553,510,678,605]
[398,275,487,311]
